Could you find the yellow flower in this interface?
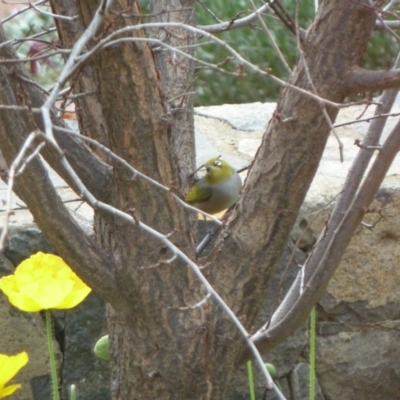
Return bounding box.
[0,352,29,398]
[0,252,91,312]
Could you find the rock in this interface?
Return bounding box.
[0,252,14,276]
[325,190,400,313]
[4,228,55,266]
[61,293,110,400]
[229,246,310,400]
[297,188,400,400]
[0,297,53,400]
[195,102,276,131]
[31,375,52,400]
[288,363,325,400]
[316,321,400,400]
[258,246,308,376]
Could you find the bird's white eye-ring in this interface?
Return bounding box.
[214,160,222,167]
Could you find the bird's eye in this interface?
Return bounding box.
[214,160,222,167]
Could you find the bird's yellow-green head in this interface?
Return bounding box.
[185,157,242,214]
[203,158,235,184]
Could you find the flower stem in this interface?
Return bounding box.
[69,384,77,400]
[309,307,316,400]
[45,309,60,400]
[247,360,256,400]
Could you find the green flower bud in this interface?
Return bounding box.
[94,335,110,361]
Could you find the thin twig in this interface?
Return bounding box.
[294,7,344,162]
[28,1,78,21]
[1,0,48,24]
[170,293,212,310]
[0,105,41,112]
[0,131,44,250]
[72,22,343,109]
[0,49,70,64]
[249,0,291,74]
[198,3,272,33]
[53,126,222,225]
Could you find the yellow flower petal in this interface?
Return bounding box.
[0,384,22,398]
[0,276,42,312]
[56,286,92,309]
[0,252,91,312]
[33,276,75,309]
[0,352,28,397]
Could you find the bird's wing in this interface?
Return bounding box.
[185,182,212,203]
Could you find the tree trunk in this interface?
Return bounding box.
[72,1,211,398]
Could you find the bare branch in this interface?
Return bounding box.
[375,20,400,30]
[0,77,121,310]
[0,105,41,112]
[266,0,297,36]
[373,7,400,41]
[0,27,58,50]
[28,1,79,21]
[0,49,70,64]
[0,26,112,201]
[196,0,224,24]
[1,0,48,24]
[296,26,344,161]
[334,111,400,127]
[198,3,272,33]
[249,0,291,74]
[0,131,44,250]
[73,22,344,109]
[172,293,212,310]
[53,125,223,225]
[252,115,400,354]
[348,67,400,93]
[383,0,400,12]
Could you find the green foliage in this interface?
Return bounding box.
[3,8,63,89]
[195,1,315,105]
[195,1,399,105]
[363,30,398,73]
[4,3,398,105]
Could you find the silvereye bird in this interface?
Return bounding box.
[185,157,242,214]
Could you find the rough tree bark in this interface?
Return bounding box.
[1,0,399,399]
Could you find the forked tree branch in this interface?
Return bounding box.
[249,51,400,357]
[252,115,400,354]
[46,125,283,398]
[49,0,112,154]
